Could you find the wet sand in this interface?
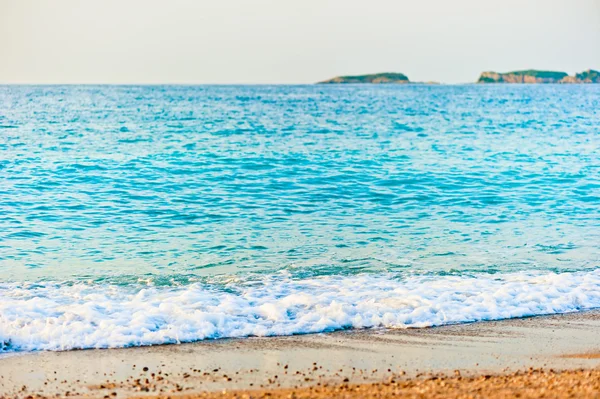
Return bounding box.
[1,311,599,398]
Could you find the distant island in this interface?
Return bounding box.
[478,69,600,84]
[318,70,599,84]
[319,72,411,84]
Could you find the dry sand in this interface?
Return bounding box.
[150,368,600,399]
[1,311,599,398]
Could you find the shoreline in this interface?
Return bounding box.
[1,310,599,398]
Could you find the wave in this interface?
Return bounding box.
[1,268,599,352]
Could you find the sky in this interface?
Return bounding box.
[1,0,599,84]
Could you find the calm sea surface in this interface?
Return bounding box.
[1,85,599,352]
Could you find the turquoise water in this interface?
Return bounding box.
[1,85,599,352]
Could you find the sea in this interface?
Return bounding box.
[1,84,599,353]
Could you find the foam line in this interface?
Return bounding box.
[1,269,599,352]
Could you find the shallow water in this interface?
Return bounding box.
[1,84,599,351]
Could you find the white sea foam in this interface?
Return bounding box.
[1,269,599,352]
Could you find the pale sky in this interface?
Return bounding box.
[1,0,599,84]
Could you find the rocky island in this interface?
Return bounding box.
[319,72,411,84]
[478,69,600,83]
[319,70,599,84]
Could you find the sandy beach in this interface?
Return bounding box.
[3,2,600,398]
[154,369,600,399]
[1,310,599,398]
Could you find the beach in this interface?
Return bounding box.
[161,369,600,399]
[1,310,599,398]
[2,1,600,397]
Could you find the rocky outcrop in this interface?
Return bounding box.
[478,69,600,83]
[319,72,410,84]
[574,69,600,83]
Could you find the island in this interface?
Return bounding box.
[572,69,600,83]
[318,72,411,84]
[477,69,600,84]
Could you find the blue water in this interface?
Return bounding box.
[1,84,599,352]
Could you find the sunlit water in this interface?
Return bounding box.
[1,84,599,352]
